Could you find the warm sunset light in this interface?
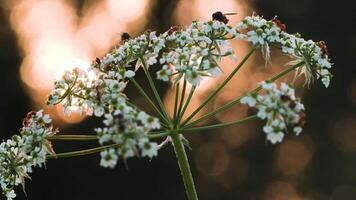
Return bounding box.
[6,0,151,123]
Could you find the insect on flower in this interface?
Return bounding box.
[271,17,287,32]
[167,26,181,35]
[317,40,329,56]
[212,11,237,24]
[121,32,131,41]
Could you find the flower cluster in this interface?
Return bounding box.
[95,31,166,72]
[241,82,305,144]
[236,15,333,87]
[47,30,168,111]
[157,20,238,86]
[1,111,56,200]
[95,108,159,168]
[48,38,161,168]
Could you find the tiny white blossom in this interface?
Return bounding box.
[139,138,158,158]
[124,70,135,78]
[5,189,16,200]
[267,132,284,144]
[186,70,202,86]
[157,65,173,81]
[94,106,105,117]
[100,149,118,168]
[241,96,256,107]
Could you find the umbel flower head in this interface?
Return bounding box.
[47,32,163,168]
[236,15,333,87]
[0,12,332,200]
[1,110,57,200]
[47,66,161,168]
[241,82,305,144]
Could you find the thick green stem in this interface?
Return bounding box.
[171,133,198,200]
[181,47,256,126]
[183,61,305,128]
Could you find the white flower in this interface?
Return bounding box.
[5,189,16,200]
[139,138,158,158]
[103,114,114,126]
[156,65,172,81]
[147,55,158,66]
[138,112,161,130]
[100,149,118,168]
[186,70,202,86]
[241,96,256,107]
[124,70,135,78]
[318,58,331,68]
[267,132,284,144]
[322,77,330,88]
[247,29,266,45]
[263,126,273,134]
[94,106,105,117]
[42,114,52,124]
[207,67,221,77]
[265,27,281,42]
[293,126,302,136]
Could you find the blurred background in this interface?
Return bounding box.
[0,0,355,199]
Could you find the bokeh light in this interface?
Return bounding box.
[6,0,152,123]
[275,137,314,176]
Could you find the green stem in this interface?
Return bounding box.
[141,58,171,124]
[130,78,170,125]
[148,131,170,139]
[181,115,257,132]
[178,86,196,125]
[46,135,97,141]
[183,61,305,129]
[47,131,169,141]
[173,83,180,121]
[47,144,120,159]
[181,47,256,126]
[171,133,198,200]
[176,80,187,126]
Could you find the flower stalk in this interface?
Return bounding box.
[181,46,257,126]
[47,144,120,159]
[183,61,305,129]
[171,133,198,200]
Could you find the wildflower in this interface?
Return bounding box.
[138,112,161,130]
[247,29,266,45]
[186,69,203,86]
[100,149,118,168]
[1,111,57,200]
[94,106,105,117]
[156,65,173,81]
[139,138,158,158]
[240,95,257,107]
[241,82,305,144]
[237,15,333,87]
